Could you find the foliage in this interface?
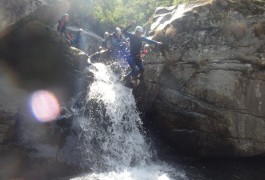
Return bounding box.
[68,0,204,33]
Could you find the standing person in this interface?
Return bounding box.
[71,29,86,52]
[57,14,71,42]
[123,21,162,82]
[109,27,128,58]
[101,31,110,50]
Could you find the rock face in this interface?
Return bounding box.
[0,3,89,178]
[0,21,87,102]
[0,0,69,31]
[0,19,88,140]
[0,0,42,30]
[144,0,265,157]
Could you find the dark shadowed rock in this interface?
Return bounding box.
[0,13,90,178]
[143,1,265,157]
[0,17,88,123]
[0,20,88,101]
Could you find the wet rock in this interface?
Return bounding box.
[0,0,70,31]
[0,8,90,178]
[143,1,265,157]
[0,20,88,100]
[0,114,16,144]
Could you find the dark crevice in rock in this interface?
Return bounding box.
[172,128,265,144]
[158,88,265,120]
[197,67,248,74]
[232,110,265,121]
[144,61,165,65]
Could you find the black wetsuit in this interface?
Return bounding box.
[123,25,158,78]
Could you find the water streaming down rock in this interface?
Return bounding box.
[78,63,151,170]
[58,63,187,180]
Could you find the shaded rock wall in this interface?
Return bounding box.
[0,2,90,178]
[0,19,88,143]
[0,20,87,99]
[143,0,265,157]
[0,0,43,30]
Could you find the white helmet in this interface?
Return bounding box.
[135,26,143,33]
[115,27,122,35]
[104,31,109,38]
[104,31,109,36]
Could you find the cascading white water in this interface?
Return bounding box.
[65,63,187,180]
[87,63,151,169]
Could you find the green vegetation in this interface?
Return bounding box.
[68,0,204,31]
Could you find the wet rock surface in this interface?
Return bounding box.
[143,0,265,157]
[0,0,70,31]
[0,3,90,178]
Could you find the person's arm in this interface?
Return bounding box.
[105,35,112,49]
[57,20,61,31]
[142,37,162,45]
[109,35,118,48]
[121,35,128,43]
[65,31,72,41]
[123,25,133,37]
[120,35,129,47]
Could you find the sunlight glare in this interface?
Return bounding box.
[30,90,60,122]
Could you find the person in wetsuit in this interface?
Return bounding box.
[57,14,72,42]
[108,27,128,58]
[71,29,86,52]
[101,31,110,50]
[123,21,162,81]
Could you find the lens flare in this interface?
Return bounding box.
[30,90,60,122]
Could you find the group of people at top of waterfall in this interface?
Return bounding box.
[57,14,86,52]
[57,13,163,84]
[100,22,163,83]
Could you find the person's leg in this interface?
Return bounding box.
[134,57,144,79]
[124,56,137,80]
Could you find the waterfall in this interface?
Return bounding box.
[57,63,186,179]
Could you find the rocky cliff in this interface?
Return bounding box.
[0,1,89,178]
[0,0,70,31]
[143,0,265,157]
